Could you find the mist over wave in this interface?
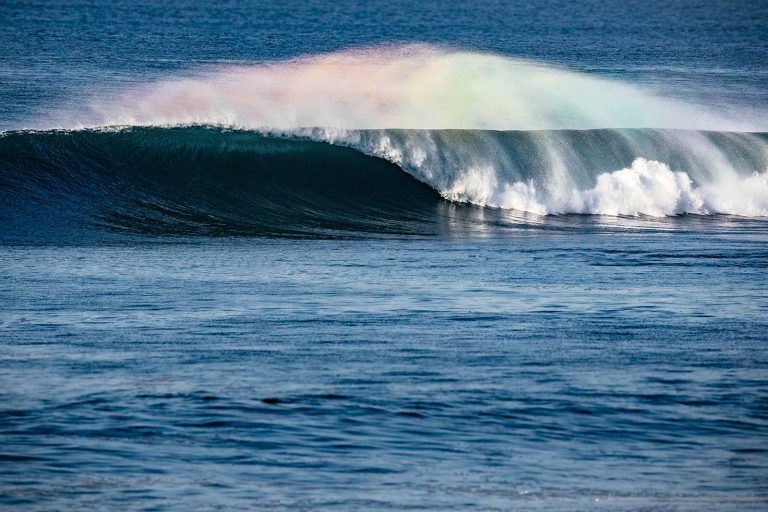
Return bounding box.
[12,45,768,220]
[60,44,757,132]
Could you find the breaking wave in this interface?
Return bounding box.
[3,45,768,241]
[315,128,768,217]
[0,127,766,242]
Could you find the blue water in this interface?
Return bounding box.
[1,1,768,510]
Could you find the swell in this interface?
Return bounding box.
[0,127,448,241]
[1,126,767,243]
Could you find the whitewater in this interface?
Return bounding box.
[21,45,768,217]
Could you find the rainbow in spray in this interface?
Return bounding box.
[14,45,768,219]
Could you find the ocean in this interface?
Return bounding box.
[1,1,767,510]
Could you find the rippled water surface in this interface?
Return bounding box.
[2,223,768,510]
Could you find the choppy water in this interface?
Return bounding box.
[1,0,768,510]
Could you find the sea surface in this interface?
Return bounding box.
[1,1,767,510]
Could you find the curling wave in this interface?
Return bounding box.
[0,127,449,240]
[318,128,768,217]
[0,126,767,243]
[3,46,768,241]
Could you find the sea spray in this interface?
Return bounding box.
[56,45,759,132]
[18,46,768,218]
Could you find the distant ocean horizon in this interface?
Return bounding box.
[2,1,767,510]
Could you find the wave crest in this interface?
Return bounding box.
[10,45,765,227]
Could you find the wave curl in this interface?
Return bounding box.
[4,46,768,241]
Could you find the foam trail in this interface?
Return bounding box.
[495,159,768,216]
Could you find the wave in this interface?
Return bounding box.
[0,126,766,242]
[3,46,768,240]
[0,127,450,240]
[319,128,768,217]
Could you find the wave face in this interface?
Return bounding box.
[1,126,767,243]
[0,127,453,241]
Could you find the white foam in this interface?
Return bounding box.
[438,159,768,217]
